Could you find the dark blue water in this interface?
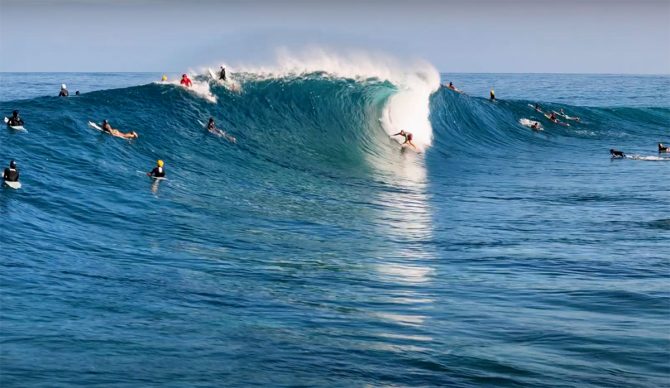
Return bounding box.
[1,70,669,387]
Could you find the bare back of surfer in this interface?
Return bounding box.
[101,120,138,139]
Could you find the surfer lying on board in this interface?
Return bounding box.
[659,143,668,153]
[392,130,417,150]
[147,160,166,178]
[101,120,139,139]
[555,108,581,122]
[3,160,19,183]
[6,110,24,127]
[533,104,542,112]
[207,118,237,143]
[610,149,625,158]
[531,122,541,130]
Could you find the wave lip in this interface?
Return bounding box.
[229,48,441,151]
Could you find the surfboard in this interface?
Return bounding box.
[4,117,26,131]
[519,118,543,131]
[88,121,103,131]
[544,114,570,127]
[553,111,580,121]
[4,181,21,189]
[208,68,218,80]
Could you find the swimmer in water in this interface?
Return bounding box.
[392,130,417,150]
[147,159,166,178]
[101,120,139,139]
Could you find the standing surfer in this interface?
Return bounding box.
[219,66,227,81]
[392,130,417,150]
[180,74,193,88]
[490,88,496,101]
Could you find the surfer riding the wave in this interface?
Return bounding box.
[392,130,417,150]
[180,74,193,88]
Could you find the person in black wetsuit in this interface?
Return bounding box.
[59,84,69,97]
[3,160,19,182]
[207,117,216,131]
[147,160,166,178]
[659,143,668,153]
[6,110,24,126]
[219,66,226,81]
[490,88,496,101]
[610,149,625,158]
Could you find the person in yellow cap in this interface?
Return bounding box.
[490,88,496,101]
[147,160,166,178]
[161,74,168,82]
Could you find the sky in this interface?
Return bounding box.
[0,0,669,74]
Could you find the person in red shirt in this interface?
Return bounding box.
[180,74,192,88]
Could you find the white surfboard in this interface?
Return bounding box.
[4,181,21,189]
[4,117,26,131]
[88,121,103,131]
[519,118,544,131]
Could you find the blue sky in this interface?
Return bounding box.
[1,0,668,74]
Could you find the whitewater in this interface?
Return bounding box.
[0,54,669,387]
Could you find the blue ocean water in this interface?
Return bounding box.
[1,70,669,387]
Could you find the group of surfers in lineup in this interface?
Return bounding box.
[441,81,668,158]
[4,76,667,187]
[3,67,235,187]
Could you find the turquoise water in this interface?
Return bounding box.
[1,71,669,387]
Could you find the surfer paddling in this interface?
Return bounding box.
[610,149,625,158]
[101,120,138,139]
[392,130,417,150]
[207,118,236,143]
[659,143,668,153]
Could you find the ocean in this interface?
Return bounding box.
[1,66,668,387]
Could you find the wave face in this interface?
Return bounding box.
[1,69,669,387]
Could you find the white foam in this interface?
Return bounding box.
[156,73,217,103]
[231,47,441,151]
